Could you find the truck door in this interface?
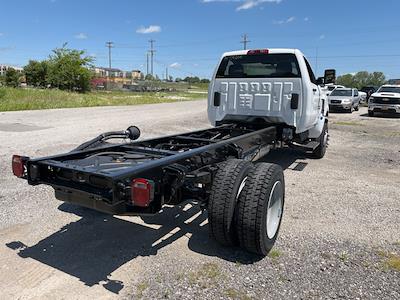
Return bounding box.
[303,57,321,124]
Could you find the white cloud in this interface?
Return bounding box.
[0,32,3,37]
[202,0,282,11]
[170,62,181,68]
[273,16,295,25]
[319,34,325,40]
[74,33,88,40]
[136,25,161,34]
[304,17,309,21]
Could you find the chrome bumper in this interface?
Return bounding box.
[329,103,352,110]
[369,104,400,113]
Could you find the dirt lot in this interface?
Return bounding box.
[0,101,399,299]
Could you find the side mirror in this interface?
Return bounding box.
[316,77,324,85]
[324,69,336,84]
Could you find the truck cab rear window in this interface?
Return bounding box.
[216,53,301,79]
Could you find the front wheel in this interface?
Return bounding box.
[368,110,374,117]
[236,163,285,256]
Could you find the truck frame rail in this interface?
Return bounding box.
[18,123,277,216]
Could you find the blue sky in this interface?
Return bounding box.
[0,0,399,79]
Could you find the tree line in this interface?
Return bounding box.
[0,45,211,92]
[0,47,387,92]
[336,71,386,89]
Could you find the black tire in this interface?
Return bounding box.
[355,105,359,111]
[208,159,253,246]
[312,121,328,159]
[236,163,285,256]
[368,110,374,117]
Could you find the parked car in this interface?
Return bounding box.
[358,91,367,103]
[361,86,377,100]
[368,85,400,117]
[328,88,360,112]
[325,84,346,96]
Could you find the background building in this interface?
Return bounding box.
[0,65,23,76]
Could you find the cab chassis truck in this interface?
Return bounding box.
[12,49,331,256]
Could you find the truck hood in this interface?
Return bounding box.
[328,96,352,100]
[371,92,400,98]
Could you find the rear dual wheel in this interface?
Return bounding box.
[312,122,328,159]
[208,159,252,246]
[208,160,285,256]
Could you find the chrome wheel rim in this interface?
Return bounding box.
[266,181,283,239]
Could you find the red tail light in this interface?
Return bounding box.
[12,155,27,178]
[131,178,154,207]
[247,49,269,55]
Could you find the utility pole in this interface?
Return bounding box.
[166,67,168,81]
[315,47,319,76]
[240,34,250,50]
[105,41,114,79]
[148,39,156,76]
[146,52,149,75]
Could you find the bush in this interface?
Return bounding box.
[46,45,93,92]
[5,68,21,88]
[24,60,48,87]
[0,88,6,99]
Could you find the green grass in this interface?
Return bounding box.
[386,255,400,271]
[136,281,149,299]
[377,250,400,272]
[188,263,221,285]
[225,288,252,300]
[0,87,207,112]
[338,251,348,262]
[333,121,364,126]
[268,249,282,259]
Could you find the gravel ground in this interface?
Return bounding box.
[0,102,399,299]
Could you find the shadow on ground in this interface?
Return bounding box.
[260,147,310,171]
[360,112,400,119]
[5,202,260,294]
[6,148,309,294]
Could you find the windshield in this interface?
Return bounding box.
[330,89,352,96]
[216,53,301,78]
[327,86,336,91]
[361,87,375,93]
[378,86,400,93]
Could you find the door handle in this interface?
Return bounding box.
[313,88,317,92]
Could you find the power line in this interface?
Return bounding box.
[241,34,250,50]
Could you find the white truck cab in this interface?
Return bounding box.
[208,48,330,143]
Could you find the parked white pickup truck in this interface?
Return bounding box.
[368,85,400,117]
[208,48,331,158]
